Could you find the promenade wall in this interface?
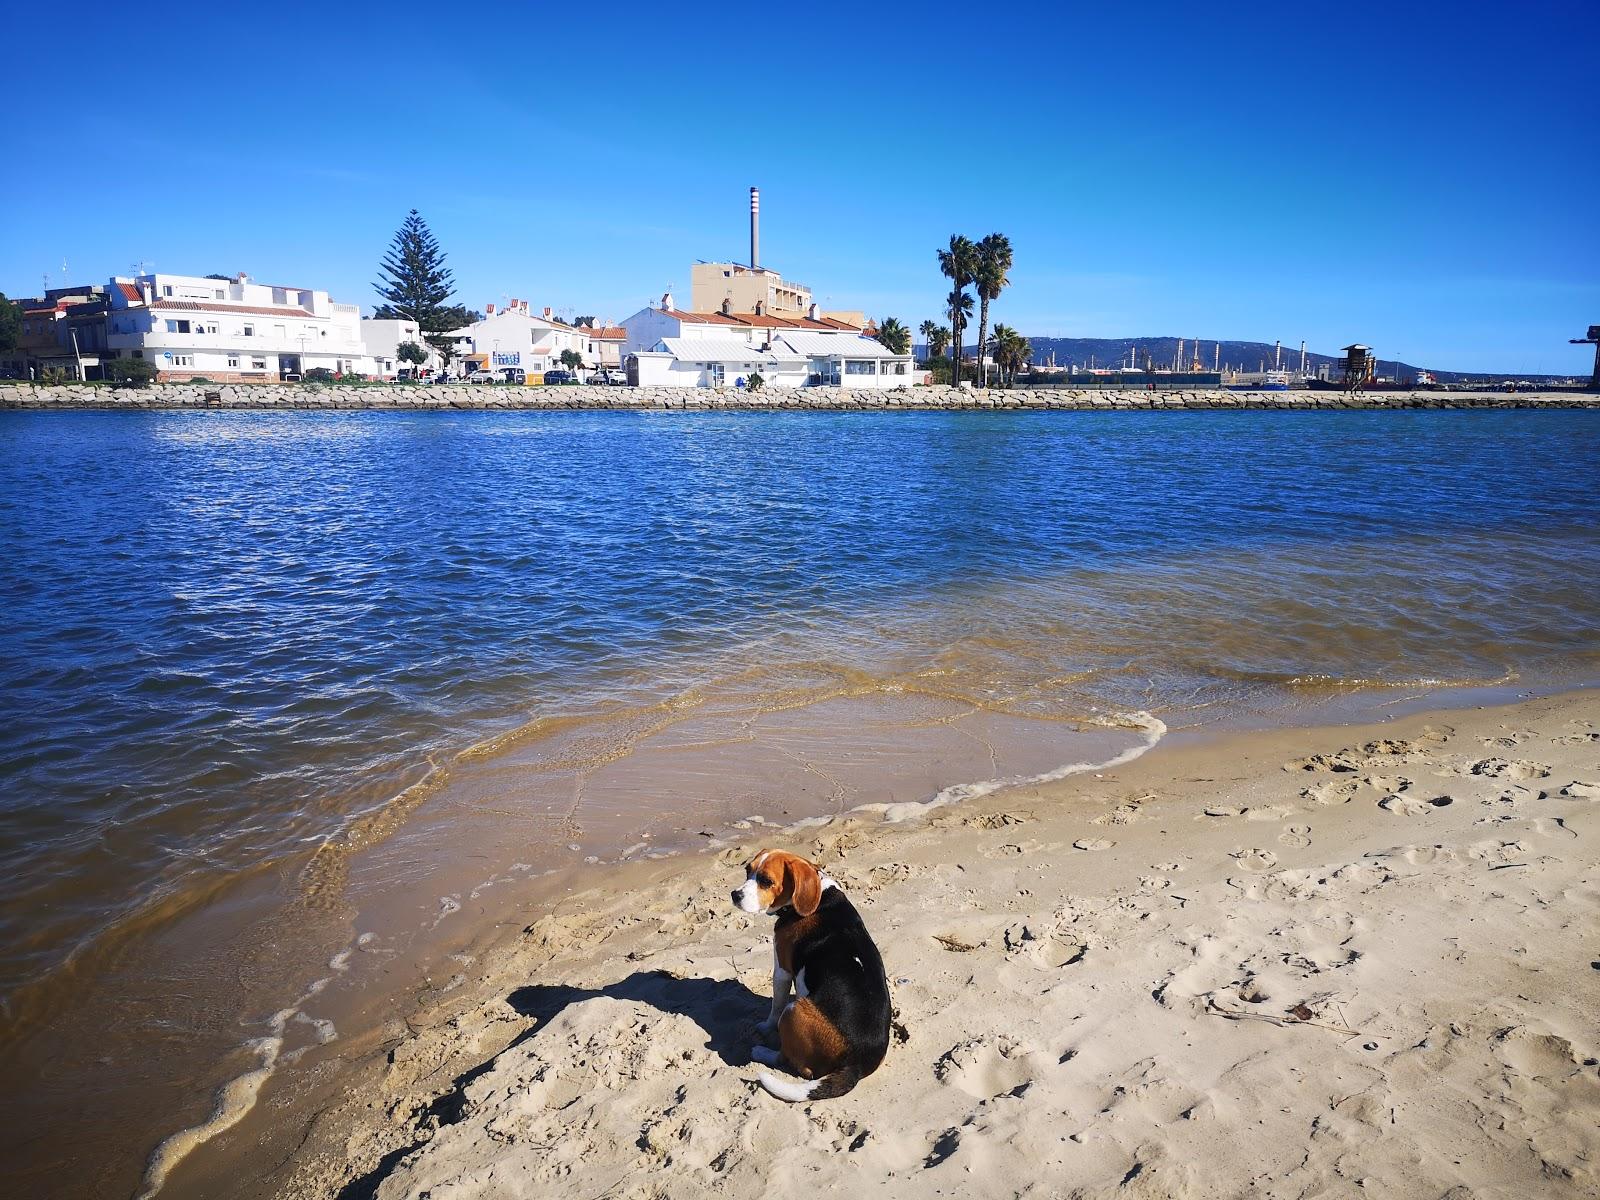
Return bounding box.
[3,384,1596,411]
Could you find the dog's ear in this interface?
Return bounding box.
[789,856,822,917]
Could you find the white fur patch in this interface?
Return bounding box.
[735,879,764,913]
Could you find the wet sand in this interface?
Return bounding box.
[157,689,1598,1199]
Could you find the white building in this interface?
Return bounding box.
[360,318,440,378]
[105,272,374,381]
[447,301,621,377]
[621,294,914,388]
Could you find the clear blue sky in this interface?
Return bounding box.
[2,1,1595,373]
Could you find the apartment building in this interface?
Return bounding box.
[6,284,109,379]
[105,272,374,381]
[360,317,441,378]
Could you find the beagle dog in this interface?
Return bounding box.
[732,849,891,1101]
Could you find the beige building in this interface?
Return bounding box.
[690,262,811,317]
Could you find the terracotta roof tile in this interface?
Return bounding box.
[152,300,320,319]
[116,282,144,303]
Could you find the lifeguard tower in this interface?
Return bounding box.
[1340,344,1375,395]
[1570,326,1600,389]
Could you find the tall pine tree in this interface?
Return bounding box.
[372,210,457,335]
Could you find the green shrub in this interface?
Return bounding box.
[105,358,158,386]
[302,367,335,383]
[188,376,212,384]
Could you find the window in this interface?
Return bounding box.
[890,362,907,375]
[250,357,266,370]
[214,289,225,299]
[845,360,875,375]
[174,354,193,367]
[165,319,192,334]
[242,324,254,337]
[204,323,217,335]
[163,285,173,297]
[227,354,239,368]
[708,363,725,386]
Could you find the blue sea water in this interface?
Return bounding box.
[1,407,1598,1195]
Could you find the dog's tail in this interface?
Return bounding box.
[758,1060,863,1103]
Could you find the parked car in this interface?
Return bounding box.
[498,367,526,385]
[434,372,454,383]
[466,369,497,384]
[543,369,573,385]
[593,368,627,386]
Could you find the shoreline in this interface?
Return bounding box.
[155,686,1599,1200]
[5,383,1599,412]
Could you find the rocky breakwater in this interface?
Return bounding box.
[2,383,1596,411]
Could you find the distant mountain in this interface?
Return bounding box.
[916,336,1572,385]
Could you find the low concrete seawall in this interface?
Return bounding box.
[3,384,1596,411]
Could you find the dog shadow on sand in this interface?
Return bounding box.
[336,970,762,1199]
[506,970,764,1066]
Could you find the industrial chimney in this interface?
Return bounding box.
[750,187,760,270]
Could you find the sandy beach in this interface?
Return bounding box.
[173,689,1598,1200]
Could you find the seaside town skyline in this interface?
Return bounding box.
[3,2,1595,376]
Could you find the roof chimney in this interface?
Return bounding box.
[236,272,248,283]
[720,298,731,316]
[807,302,819,321]
[486,302,496,315]
[661,290,674,311]
[755,300,765,317]
[749,186,759,270]
[543,306,552,319]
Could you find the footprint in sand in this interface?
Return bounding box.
[1073,837,1115,851]
[1278,824,1312,848]
[1379,794,1429,816]
[1380,793,1452,816]
[1300,779,1358,806]
[933,1036,1041,1101]
[1560,781,1600,800]
[1553,730,1600,746]
[1531,816,1576,840]
[1203,805,1245,818]
[1229,847,1278,872]
[1403,844,1458,865]
[1467,758,1551,782]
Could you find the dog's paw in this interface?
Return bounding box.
[751,1044,782,1066]
[755,1017,778,1038]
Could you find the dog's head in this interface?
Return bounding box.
[731,849,823,917]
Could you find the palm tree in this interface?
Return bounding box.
[946,289,973,378]
[928,326,950,360]
[875,317,911,356]
[918,319,938,360]
[973,233,1013,387]
[989,324,1032,386]
[937,235,977,381]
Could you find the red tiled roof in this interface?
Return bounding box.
[656,308,859,332]
[116,282,144,303]
[151,300,320,319]
[657,307,742,326]
[585,326,626,340]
